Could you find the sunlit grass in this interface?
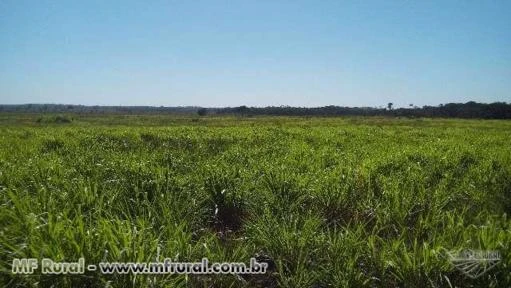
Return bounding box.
[0,115,510,287]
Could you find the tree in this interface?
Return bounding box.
[235,105,250,116]
[387,103,393,110]
[197,108,207,116]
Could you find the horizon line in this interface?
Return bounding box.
[1,101,509,109]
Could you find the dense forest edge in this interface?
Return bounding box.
[1,101,511,119]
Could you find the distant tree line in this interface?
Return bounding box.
[211,102,511,119]
[1,101,511,119]
[0,104,200,114]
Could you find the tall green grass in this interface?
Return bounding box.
[0,115,510,287]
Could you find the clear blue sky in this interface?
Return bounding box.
[1,0,510,107]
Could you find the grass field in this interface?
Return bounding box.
[1,114,510,287]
